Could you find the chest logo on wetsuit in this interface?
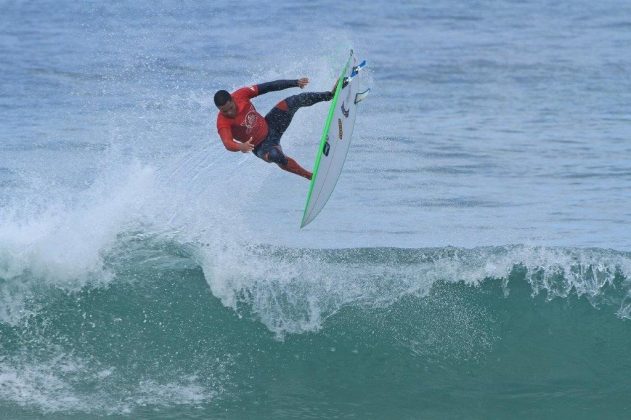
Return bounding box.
[338,118,343,140]
[240,105,258,134]
[340,102,350,118]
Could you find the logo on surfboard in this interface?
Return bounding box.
[323,140,330,156]
[337,119,343,140]
[340,102,350,118]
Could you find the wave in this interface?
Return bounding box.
[197,243,631,336]
[2,225,630,331]
[1,236,630,416]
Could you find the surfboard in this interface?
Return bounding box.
[300,50,369,228]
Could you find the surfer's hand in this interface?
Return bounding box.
[297,78,309,89]
[239,137,254,153]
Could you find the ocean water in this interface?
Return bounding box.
[1,0,631,418]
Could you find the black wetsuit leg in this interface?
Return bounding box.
[265,91,333,136]
[253,91,332,164]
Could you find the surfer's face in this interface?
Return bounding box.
[219,99,237,118]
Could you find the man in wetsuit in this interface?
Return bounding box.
[214,78,333,180]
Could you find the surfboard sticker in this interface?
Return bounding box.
[301,50,368,228]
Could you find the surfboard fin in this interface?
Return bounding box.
[351,60,367,77]
[343,60,367,88]
[355,89,370,104]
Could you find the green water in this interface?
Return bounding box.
[2,245,630,418]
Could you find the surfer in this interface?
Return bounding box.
[214,78,334,180]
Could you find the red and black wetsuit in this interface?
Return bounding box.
[216,80,332,166]
[216,83,274,152]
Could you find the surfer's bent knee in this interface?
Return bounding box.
[262,147,288,166]
[274,100,289,112]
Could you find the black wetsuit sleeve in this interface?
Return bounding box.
[256,80,299,95]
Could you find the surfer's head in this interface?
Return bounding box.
[214,90,237,118]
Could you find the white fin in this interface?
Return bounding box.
[354,89,371,104]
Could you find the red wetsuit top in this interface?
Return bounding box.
[216,80,300,152]
[216,85,268,152]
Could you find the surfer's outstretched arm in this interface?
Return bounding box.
[256,78,309,95]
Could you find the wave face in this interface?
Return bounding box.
[1,239,630,418]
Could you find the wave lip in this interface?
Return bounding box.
[200,244,631,336]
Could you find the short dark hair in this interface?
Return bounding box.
[214,90,231,107]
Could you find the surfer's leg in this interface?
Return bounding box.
[254,139,311,180]
[256,144,287,166]
[265,91,332,136]
[255,144,311,180]
[283,91,333,111]
[279,156,312,180]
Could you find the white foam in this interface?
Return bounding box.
[198,244,631,337]
[0,352,218,415]
[0,161,156,324]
